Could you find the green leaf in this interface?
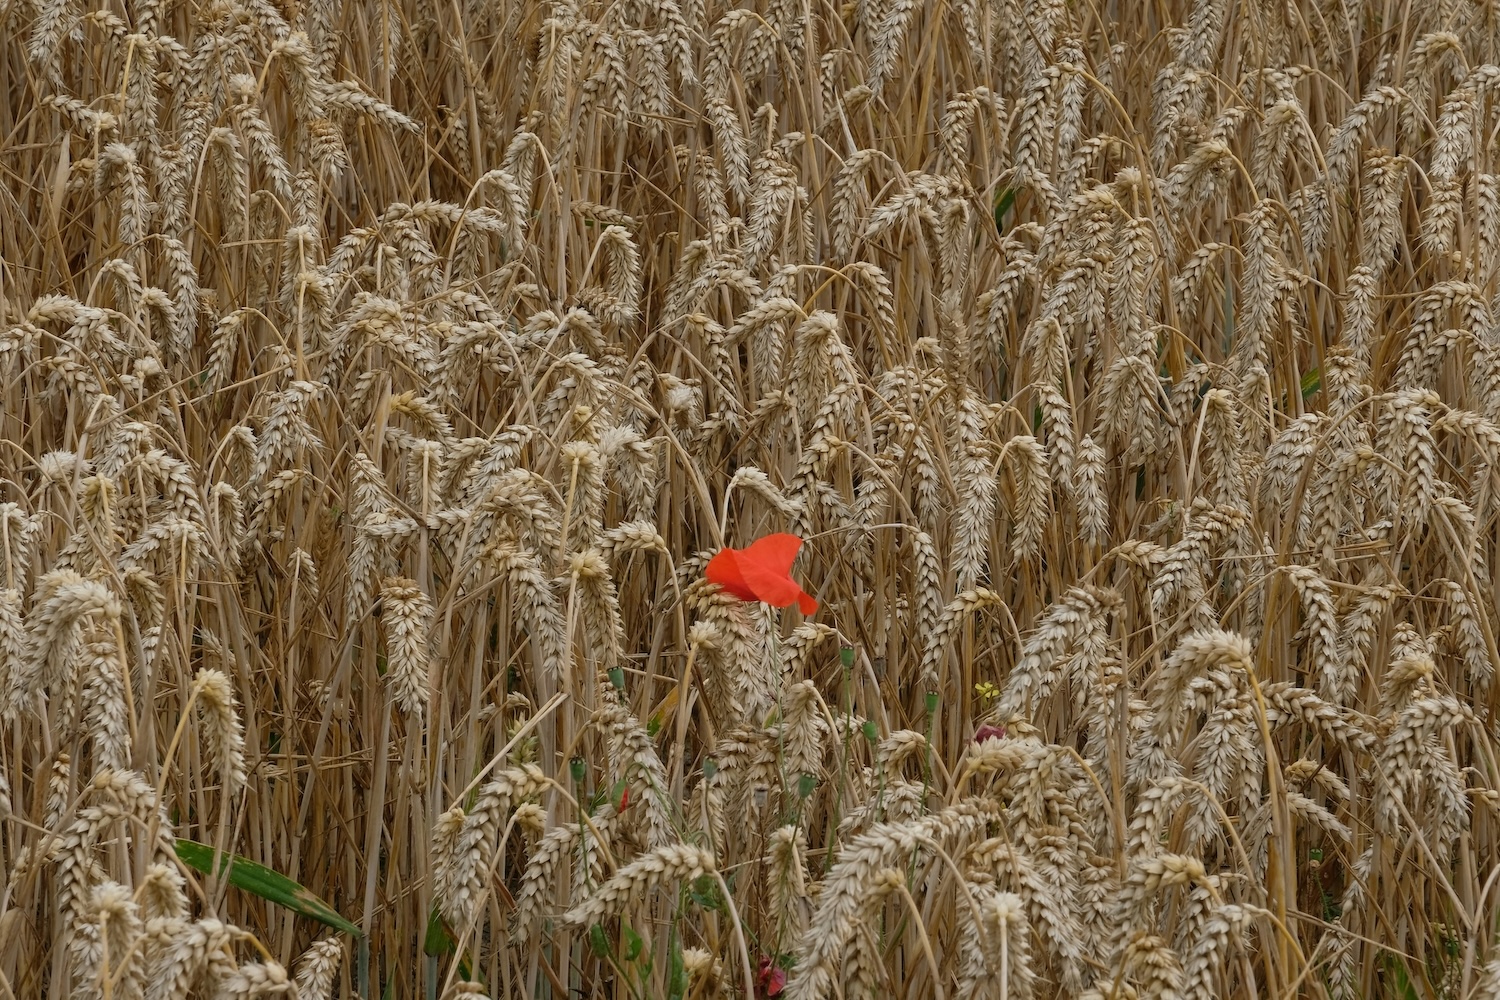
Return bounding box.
[423,907,455,957]
[421,908,476,980]
[1382,953,1420,1000]
[623,924,644,962]
[174,839,361,937]
[1301,366,1321,400]
[993,187,1016,233]
[588,923,611,958]
[668,935,688,1000]
[688,874,722,911]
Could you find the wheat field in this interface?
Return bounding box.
[1,0,1499,996]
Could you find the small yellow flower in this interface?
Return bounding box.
[974,681,999,705]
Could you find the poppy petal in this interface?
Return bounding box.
[705,548,756,601]
[740,533,803,575]
[738,556,806,608]
[705,534,817,614]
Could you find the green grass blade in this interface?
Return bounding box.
[174,838,362,937]
[1301,366,1322,400]
[993,186,1016,233]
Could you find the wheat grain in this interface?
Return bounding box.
[379,577,432,715]
[561,841,716,928]
[193,668,248,795]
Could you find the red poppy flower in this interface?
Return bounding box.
[757,956,787,997]
[705,533,818,615]
[974,723,1007,743]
